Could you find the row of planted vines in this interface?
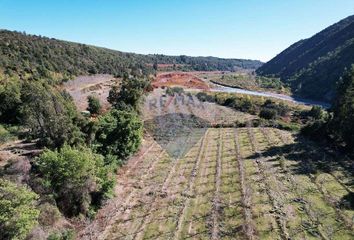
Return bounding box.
[80,127,353,240]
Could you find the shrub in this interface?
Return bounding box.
[0,179,39,240]
[166,87,184,96]
[301,119,328,140]
[95,109,143,160]
[36,145,114,216]
[256,76,284,90]
[308,106,324,120]
[276,120,301,132]
[278,156,286,170]
[0,125,14,144]
[38,203,61,226]
[224,97,236,107]
[262,100,290,117]
[47,229,75,240]
[259,108,277,120]
[87,95,101,115]
[241,98,254,112]
[195,92,215,102]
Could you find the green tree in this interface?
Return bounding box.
[153,62,158,71]
[107,85,120,106]
[20,81,83,148]
[238,98,256,113]
[0,77,22,124]
[330,66,354,149]
[108,77,150,111]
[95,109,143,159]
[36,145,114,216]
[0,179,39,240]
[87,95,101,115]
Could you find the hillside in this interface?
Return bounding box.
[145,54,263,71]
[0,30,151,80]
[0,30,262,82]
[256,15,354,102]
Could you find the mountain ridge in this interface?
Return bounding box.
[256,15,354,102]
[0,29,262,82]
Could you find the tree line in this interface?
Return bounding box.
[0,30,262,85]
[0,73,150,239]
[302,65,354,152]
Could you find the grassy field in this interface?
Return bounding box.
[79,127,353,240]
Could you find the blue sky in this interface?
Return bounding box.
[0,0,353,61]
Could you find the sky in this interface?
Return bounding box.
[0,0,353,62]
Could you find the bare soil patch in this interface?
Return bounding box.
[153,72,210,90]
[63,74,120,111]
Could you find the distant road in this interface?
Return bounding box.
[209,82,331,108]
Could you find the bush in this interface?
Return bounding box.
[224,97,237,107]
[301,119,328,140]
[238,98,256,113]
[0,179,39,240]
[278,156,286,170]
[95,109,143,160]
[36,145,114,216]
[262,100,290,117]
[47,230,75,240]
[166,87,184,96]
[0,125,14,144]
[259,108,277,120]
[38,203,61,226]
[195,92,215,102]
[276,120,301,132]
[256,76,284,90]
[87,95,101,115]
[308,106,324,120]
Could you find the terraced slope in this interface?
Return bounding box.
[79,127,353,240]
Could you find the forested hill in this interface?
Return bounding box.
[0,30,262,81]
[0,30,151,80]
[144,54,263,71]
[256,15,354,102]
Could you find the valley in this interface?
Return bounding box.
[0,8,354,240]
[65,71,329,112]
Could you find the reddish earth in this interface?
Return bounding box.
[152,72,210,90]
